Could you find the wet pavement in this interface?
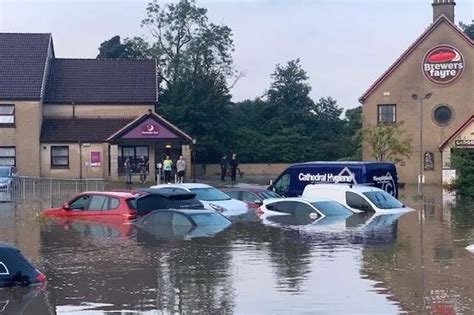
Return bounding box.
[0,184,473,314]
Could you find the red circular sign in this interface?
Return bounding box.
[422,45,464,85]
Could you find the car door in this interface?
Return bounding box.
[66,194,92,216]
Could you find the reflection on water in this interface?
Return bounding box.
[1,184,474,313]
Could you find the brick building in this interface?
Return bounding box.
[360,0,473,185]
[0,33,193,181]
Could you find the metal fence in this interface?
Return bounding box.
[2,176,106,205]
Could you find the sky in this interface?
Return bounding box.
[0,0,472,110]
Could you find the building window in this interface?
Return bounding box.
[433,104,453,126]
[118,145,149,173]
[377,104,396,123]
[51,146,69,168]
[0,105,15,125]
[0,147,16,166]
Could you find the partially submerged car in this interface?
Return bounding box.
[259,197,354,221]
[42,191,138,221]
[150,183,249,219]
[0,243,46,288]
[302,184,412,213]
[221,186,281,209]
[134,209,232,240]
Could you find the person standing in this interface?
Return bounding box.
[139,156,149,184]
[163,155,173,184]
[124,158,132,184]
[220,154,227,182]
[230,153,238,182]
[176,156,186,183]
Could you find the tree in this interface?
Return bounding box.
[361,122,412,163]
[141,0,234,84]
[451,150,474,198]
[460,21,474,40]
[97,35,153,59]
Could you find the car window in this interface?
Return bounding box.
[274,201,299,215]
[172,213,193,226]
[242,191,258,202]
[190,188,231,201]
[258,191,281,199]
[69,195,90,210]
[190,213,231,226]
[109,198,120,210]
[346,192,374,211]
[312,201,352,216]
[274,174,290,195]
[224,191,241,200]
[363,191,403,209]
[143,211,174,226]
[87,195,108,211]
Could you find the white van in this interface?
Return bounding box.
[302,184,412,213]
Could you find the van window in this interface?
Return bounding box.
[274,174,290,195]
[345,192,374,212]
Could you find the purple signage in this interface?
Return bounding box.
[122,118,179,139]
[90,151,101,167]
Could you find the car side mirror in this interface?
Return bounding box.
[254,199,263,206]
[62,203,70,211]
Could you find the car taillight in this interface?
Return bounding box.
[255,206,264,217]
[36,271,46,283]
[122,213,136,220]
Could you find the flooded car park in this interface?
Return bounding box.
[0,184,474,314]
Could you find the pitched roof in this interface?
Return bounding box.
[107,111,193,143]
[44,58,158,104]
[439,116,474,150]
[359,15,474,103]
[40,117,134,142]
[0,33,52,100]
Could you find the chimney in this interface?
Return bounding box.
[432,0,456,23]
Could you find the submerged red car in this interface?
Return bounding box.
[42,191,138,221]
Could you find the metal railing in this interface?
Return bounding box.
[1,176,105,205]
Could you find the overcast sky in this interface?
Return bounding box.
[1,0,472,110]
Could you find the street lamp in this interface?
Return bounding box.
[192,139,197,183]
[412,92,432,197]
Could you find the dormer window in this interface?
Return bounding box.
[0,104,15,126]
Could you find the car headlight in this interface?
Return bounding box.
[209,203,227,213]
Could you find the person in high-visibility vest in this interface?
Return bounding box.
[163,156,173,184]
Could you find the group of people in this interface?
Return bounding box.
[162,155,187,184]
[220,153,239,182]
[123,155,187,184]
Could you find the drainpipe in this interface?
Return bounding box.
[79,141,82,179]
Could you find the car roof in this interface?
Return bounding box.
[264,196,334,204]
[151,183,212,189]
[304,184,385,193]
[146,209,218,215]
[137,188,197,198]
[80,191,136,198]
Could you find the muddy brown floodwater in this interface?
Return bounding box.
[0,184,473,314]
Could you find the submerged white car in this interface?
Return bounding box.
[150,183,249,219]
[302,184,413,213]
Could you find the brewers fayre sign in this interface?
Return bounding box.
[422,45,464,85]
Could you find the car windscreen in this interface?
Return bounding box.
[190,188,231,201]
[258,191,281,199]
[363,191,404,209]
[312,201,353,216]
[190,213,231,226]
[0,168,10,177]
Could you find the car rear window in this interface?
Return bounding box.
[190,213,231,226]
[258,191,281,199]
[312,201,353,216]
[190,188,231,201]
[363,191,403,209]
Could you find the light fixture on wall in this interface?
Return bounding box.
[165,144,172,149]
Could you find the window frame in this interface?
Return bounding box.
[118,145,149,174]
[51,146,70,169]
[0,146,16,166]
[0,104,15,127]
[377,104,397,124]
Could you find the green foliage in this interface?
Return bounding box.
[451,150,474,197]
[362,122,412,163]
[97,36,153,59]
[460,21,474,40]
[142,0,234,83]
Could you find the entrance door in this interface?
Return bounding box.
[155,143,182,180]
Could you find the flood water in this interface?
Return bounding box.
[1,184,473,314]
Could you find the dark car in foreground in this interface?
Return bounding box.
[0,243,46,288]
[134,209,232,240]
[221,187,281,209]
